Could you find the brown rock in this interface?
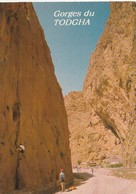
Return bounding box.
[65,2,136,167]
[0,3,73,193]
[65,92,122,166]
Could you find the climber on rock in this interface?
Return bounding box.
[16,144,25,153]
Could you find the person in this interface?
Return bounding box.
[59,169,65,192]
[16,144,25,153]
[91,168,94,175]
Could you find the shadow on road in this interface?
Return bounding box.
[73,172,94,187]
[55,172,94,193]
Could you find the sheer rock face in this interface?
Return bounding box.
[0,3,73,193]
[65,92,122,166]
[65,2,136,167]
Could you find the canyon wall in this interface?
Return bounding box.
[65,2,136,167]
[0,3,73,193]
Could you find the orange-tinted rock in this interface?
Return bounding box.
[65,91,122,166]
[65,2,136,167]
[0,3,73,193]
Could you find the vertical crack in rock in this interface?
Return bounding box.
[13,61,21,189]
[13,102,20,145]
[15,154,20,189]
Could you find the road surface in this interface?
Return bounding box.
[55,168,136,194]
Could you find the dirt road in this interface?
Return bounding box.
[55,168,136,194]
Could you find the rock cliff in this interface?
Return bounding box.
[0,3,73,193]
[65,2,136,167]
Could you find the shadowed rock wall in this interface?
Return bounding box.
[0,3,73,193]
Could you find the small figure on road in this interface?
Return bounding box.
[59,168,65,192]
[91,168,94,174]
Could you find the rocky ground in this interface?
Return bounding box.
[56,168,136,194]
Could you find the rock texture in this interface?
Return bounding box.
[65,2,136,167]
[65,92,122,167]
[0,3,73,193]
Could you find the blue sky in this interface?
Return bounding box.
[33,2,110,95]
